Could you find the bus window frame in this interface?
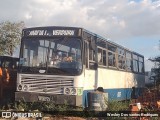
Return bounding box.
[138,56,144,73]
[84,40,89,69]
[107,43,117,69]
[89,39,96,70]
[125,50,133,72]
[132,54,138,72]
[82,30,145,74]
[97,46,107,67]
[117,47,126,70]
[132,53,145,74]
[20,37,83,75]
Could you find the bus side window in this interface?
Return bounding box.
[89,45,96,69]
[133,54,139,72]
[108,52,116,67]
[98,48,102,64]
[126,51,132,71]
[103,50,107,66]
[97,48,107,66]
[108,44,117,67]
[85,42,89,69]
[138,56,144,73]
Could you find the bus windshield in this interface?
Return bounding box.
[20,37,82,75]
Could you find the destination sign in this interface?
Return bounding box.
[29,30,48,36]
[53,30,74,36]
[24,29,77,37]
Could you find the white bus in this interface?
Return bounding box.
[15,26,145,107]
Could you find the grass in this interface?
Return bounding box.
[107,100,130,111]
[0,99,131,112]
[0,99,159,120]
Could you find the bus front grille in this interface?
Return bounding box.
[19,74,74,94]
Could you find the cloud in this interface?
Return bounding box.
[0,0,160,41]
[1,0,160,71]
[153,45,159,51]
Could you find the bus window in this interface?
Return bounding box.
[108,44,117,67]
[21,37,82,75]
[89,49,95,61]
[51,42,55,48]
[138,56,144,73]
[97,48,107,66]
[118,48,125,69]
[97,39,106,48]
[133,54,139,72]
[2,61,9,68]
[89,37,96,69]
[139,62,143,73]
[57,44,70,52]
[108,44,116,52]
[70,48,81,61]
[85,42,89,68]
[38,46,48,67]
[44,40,49,47]
[126,51,132,71]
[98,48,102,64]
[103,50,107,66]
[108,52,116,67]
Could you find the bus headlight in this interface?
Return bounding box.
[64,88,70,94]
[17,84,22,91]
[63,87,82,95]
[23,85,28,91]
[71,88,77,95]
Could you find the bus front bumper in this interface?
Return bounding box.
[15,92,82,106]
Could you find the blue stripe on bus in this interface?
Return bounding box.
[82,88,143,108]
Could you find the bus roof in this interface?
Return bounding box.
[82,28,144,57]
[22,26,144,57]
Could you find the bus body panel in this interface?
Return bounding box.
[15,26,145,108]
[97,68,145,89]
[15,73,84,106]
[82,68,145,107]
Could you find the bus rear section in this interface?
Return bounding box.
[0,56,19,105]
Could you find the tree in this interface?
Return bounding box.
[0,21,24,56]
[149,56,160,88]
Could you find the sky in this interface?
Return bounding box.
[0,0,160,71]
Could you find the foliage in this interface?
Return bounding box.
[14,100,75,112]
[149,56,160,87]
[8,99,129,110]
[0,21,24,56]
[2,100,159,119]
[107,100,130,111]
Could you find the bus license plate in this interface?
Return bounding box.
[38,96,50,101]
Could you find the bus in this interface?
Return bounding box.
[15,26,145,107]
[0,56,19,104]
